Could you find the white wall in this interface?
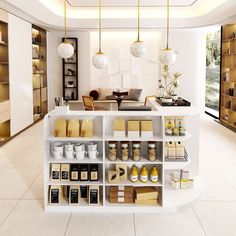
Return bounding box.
[8,14,33,135]
[47,29,206,110]
[168,30,206,110]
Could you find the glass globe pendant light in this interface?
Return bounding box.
[130,0,145,58]
[92,0,108,69]
[57,0,74,59]
[160,0,176,65]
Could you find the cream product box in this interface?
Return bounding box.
[164,117,174,136]
[170,170,181,180]
[180,180,188,189]
[51,163,61,181]
[176,142,185,158]
[61,164,70,181]
[113,119,126,138]
[108,170,120,184]
[49,185,61,204]
[116,164,128,181]
[141,120,153,138]
[128,120,140,138]
[69,186,80,205]
[171,179,180,190]
[89,186,100,205]
[168,142,176,158]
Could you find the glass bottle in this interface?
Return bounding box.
[130,165,138,183]
[120,141,129,161]
[132,142,141,161]
[148,142,156,161]
[150,166,158,183]
[108,141,117,161]
[140,166,148,183]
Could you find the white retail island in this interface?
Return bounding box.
[43,99,201,212]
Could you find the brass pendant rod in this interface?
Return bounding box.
[99,0,102,53]
[166,0,170,49]
[137,0,140,42]
[64,0,67,42]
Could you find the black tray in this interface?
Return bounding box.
[156,97,191,106]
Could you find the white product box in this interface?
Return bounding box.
[187,179,194,189]
[171,179,180,190]
[113,131,126,138]
[180,180,188,189]
[141,131,153,138]
[181,170,189,180]
[128,131,140,139]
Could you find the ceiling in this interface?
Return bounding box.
[67,0,198,7]
[1,0,236,30]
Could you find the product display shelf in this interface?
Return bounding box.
[45,136,103,142]
[105,135,163,142]
[44,105,200,212]
[104,157,163,165]
[164,158,191,170]
[105,179,163,187]
[46,156,103,164]
[46,180,103,186]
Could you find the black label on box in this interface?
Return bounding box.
[90,189,98,204]
[51,189,59,203]
[80,186,87,198]
[52,171,60,180]
[62,171,69,180]
[70,189,79,204]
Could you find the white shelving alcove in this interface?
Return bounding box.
[43,101,201,213]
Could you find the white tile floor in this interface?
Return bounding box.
[0,115,235,236]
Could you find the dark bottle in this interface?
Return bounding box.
[90,164,99,181]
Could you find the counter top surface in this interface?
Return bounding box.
[49,98,199,117]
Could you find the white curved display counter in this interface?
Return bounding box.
[43,100,201,212]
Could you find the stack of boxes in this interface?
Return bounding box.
[169,170,194,190]
[134,187,159,205]
[109,186,134,203]
[113,119,153,138]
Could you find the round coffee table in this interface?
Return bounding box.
[106,95,130,108]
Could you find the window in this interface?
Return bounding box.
[205,27,221,118]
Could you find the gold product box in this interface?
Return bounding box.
[135,199,158,205]
[128,120,140,131]
[135,187,159,200]
[113,119,126,131]
[116,164,128,181]
[108,170,120,184]
[141,120,153,131]
[113,119,126,138]
[80,119,93,137]
[128,120,140,138]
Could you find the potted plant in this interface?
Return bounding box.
[158,65,181,103]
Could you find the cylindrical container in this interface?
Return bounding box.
[132,142,141,161]
[120,141,129,161]
[108,141,117,161]
[140,166,148,183]
[130,165,138,183]
[148,142,156,161]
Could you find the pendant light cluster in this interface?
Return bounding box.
[57,0,74,59]
[92,0,108,69]
[160,0,176,65]
[57,0,176,67]
[130,0,145,58]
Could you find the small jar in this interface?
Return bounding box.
[120,141,129,161]
[148,142,156,161]
[108,141,117,161]
[132,142,141,161]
